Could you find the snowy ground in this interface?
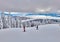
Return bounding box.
[0,24,60,42]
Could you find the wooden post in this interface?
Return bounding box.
[0,14,3,29]
[1,12,5,29]
[8,12,11,28]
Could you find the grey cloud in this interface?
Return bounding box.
[0,0,60,12]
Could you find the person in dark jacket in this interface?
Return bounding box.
[23,25,26,32]
[36,25,38,30]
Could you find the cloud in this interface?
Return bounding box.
[0,0,60,12]
[34,7,52,13]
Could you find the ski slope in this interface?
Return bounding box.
[0,24,60,42]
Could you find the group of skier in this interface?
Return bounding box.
[23,24,39,32]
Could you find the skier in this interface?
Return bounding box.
[36,25,38,30]
[23,25,26,32]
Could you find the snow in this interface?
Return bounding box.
[26,15,60,19]
[0,24,60,42]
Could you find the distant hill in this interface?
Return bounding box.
[0,13,60,17]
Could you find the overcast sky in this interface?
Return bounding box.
[0,0,60,12]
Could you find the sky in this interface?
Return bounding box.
[0,0,60,12]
